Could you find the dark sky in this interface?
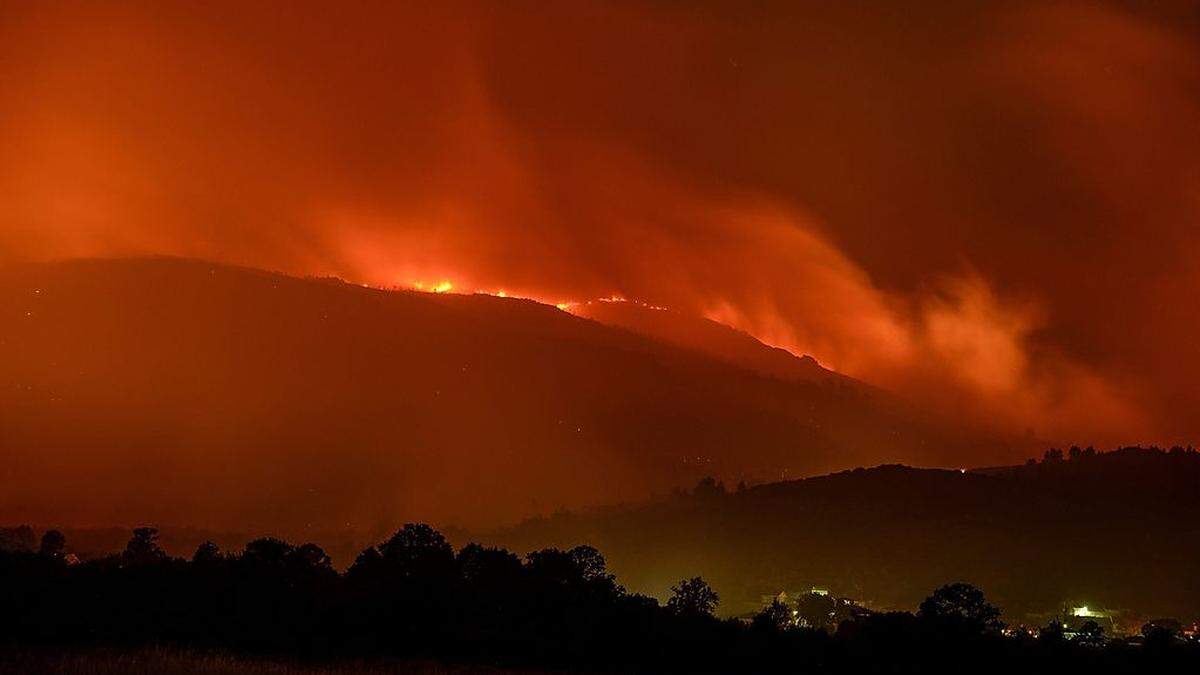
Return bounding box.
[3,0,1198,446]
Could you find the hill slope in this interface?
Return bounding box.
[482,448,1200,622]
[572,300,843,384]
[1,257,1018,533]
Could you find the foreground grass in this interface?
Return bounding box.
[0,648,545,675]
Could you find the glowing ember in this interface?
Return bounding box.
[406,280,663,317]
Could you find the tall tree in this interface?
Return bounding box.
[667,577,719,617]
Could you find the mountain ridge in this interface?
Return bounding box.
[0,257,1027,533]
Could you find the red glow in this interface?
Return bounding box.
[2,0,1197,449]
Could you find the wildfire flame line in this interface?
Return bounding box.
[407,280,667,314]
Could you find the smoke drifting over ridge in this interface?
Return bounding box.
[3,1,1198,447]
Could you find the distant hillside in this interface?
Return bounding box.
[0,257,1021,534]
[481,447,1200,622]
[572,300,844,384]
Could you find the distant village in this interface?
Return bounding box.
[744,585,1199,645]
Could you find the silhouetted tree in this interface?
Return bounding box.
[377,523,454,577]
[243,537,294,566]
[456,543,522,584]
[38,530,65,558]
[667,577,719,617]
[192,540,221,564]
[0,525,36,552]
[917,583,1003,633]
[290,542,333,570]
[753,599,793,632]
[525,547,590,585]
[568,545,612,583]
[348,545,383,578]
[122,527,166,565]
[796,592,836,631]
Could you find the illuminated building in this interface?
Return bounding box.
[1062,604,1120,637]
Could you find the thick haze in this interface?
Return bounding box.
[3,0,1198,446]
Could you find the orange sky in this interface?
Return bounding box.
[2,0,1199,446]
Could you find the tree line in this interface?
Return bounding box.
[2,524,1198,673]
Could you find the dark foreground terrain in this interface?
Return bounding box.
[4,520,1200,674]
[0,648,537,675]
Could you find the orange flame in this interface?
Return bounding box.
[412,280,455,294]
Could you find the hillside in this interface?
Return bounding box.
[571,300,844,384]
[482,447,1200,622]
[0,257,1020,534]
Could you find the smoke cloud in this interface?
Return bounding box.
[2,0,1196,447]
